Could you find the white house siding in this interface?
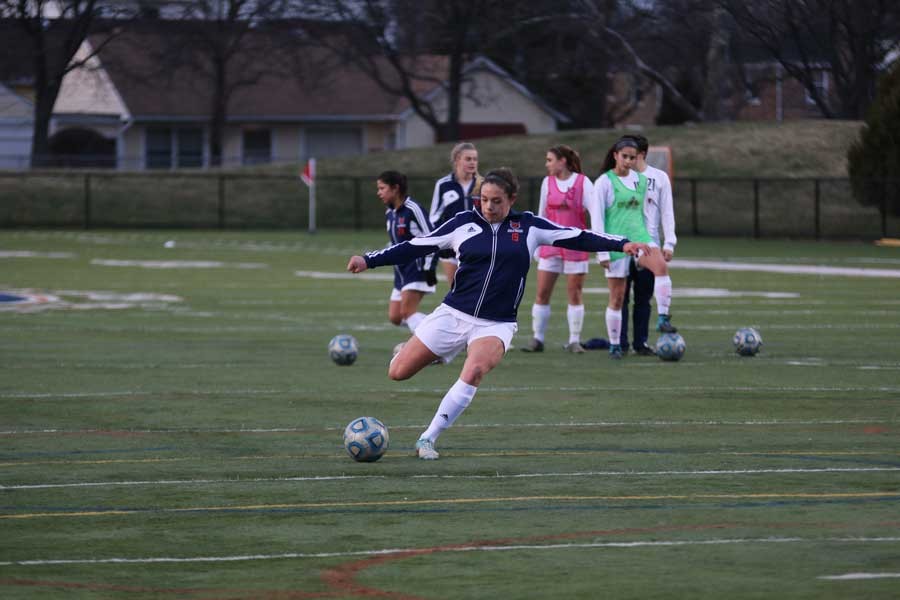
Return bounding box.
[0,85,33,170]
[120,126,143,169]
[401,69,559,148]
[54,41,129,129]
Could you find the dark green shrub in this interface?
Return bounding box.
[848,61,900,216]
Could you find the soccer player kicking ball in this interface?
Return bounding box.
[348,167,649,460]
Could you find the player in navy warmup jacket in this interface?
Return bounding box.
[378,170,435,334]
[348,168,649,460]
[429,142,482,285]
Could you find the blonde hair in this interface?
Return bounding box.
[450,142,477,166]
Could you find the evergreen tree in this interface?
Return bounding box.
[848,61,900,217]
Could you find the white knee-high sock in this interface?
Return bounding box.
[532,303,551,342]
[567,304,584,344]
[606,307,622,345]
[421,379,477,442]
[654,275,672,316]
[405,312,426,333]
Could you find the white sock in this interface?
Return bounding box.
[421,379,477,442]
[567,304,584,344]
[606,307,622,345]
[406,312,426,333]
[654,275,672,316]
[532,303,551,342]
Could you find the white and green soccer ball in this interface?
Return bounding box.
[343,416,389,462]
[328,334,358,366]
[733,327,762,356]
[655,332,686,361]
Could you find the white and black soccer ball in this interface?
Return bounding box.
[656,332,686,361]
[343,416,389,462]
[328,334,358,366]
[733,327,762,356]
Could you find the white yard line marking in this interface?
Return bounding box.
[1,537,898,567]
[0,418,894,436]
[0,250,75,258]
[295,259,900,283]
[92,259,268,269]
[584,287,799,298]
[4,384,899,400]
[295,269,392,281]
[819,572,900,580]
[3,467,899,491]
[671,259,900,278]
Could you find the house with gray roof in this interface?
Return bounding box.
[46,27,568,170]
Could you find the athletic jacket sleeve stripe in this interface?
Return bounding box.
[527,214,627,255]
[365,214,457,269]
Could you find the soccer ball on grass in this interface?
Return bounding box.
[343,416,389,462]
[328,334,358,366]
[733,327,762,356]
[655,332,686,361]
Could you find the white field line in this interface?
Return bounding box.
[1,537,898,567]
[4,384,899,400]
[0,250,75,258]
[582,287,800,298]
[4,467,900,491]
[296,259,900,282]
[295,269,392,281]
[671,259,900,279]
[91,259,268,270]
[1,417,895,436]
[819,573,900,580]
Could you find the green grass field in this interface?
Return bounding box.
[1,229,899,599]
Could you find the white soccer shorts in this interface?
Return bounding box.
[414,303,517,363]
[537,256,589,275]
[603,243,657,278]
[390,281,436,302]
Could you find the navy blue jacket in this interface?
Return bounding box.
[385,197,433,288]
[429,173,479,229]
[365,209,628,322]
[430,173,480,260]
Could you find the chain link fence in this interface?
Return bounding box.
[0,171,897,238]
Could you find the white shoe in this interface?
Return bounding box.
[415,438,439,460]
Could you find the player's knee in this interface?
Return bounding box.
[388,363,410,381]
[389,315,404,326]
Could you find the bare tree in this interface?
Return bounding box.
[296,0,502,142]
[483,0,716,125]
[0,0,130,167]
[152,0,294,166]
[721,0,900,119]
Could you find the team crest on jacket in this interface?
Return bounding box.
[508,220,522,242]
[396,216,406,236]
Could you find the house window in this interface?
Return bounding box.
[243,129,272,165]
[177,129,203,167]
[146,127,172,169]
[805,71,828,105]
[146,127,204,169]
[306,128,362,159]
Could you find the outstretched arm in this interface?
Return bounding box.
[347,255,368,273]
[528,214,636,255]
[348,216,459,273]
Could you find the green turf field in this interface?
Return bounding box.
[1,230,899,599]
